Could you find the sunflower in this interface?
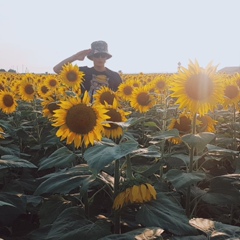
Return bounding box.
[52,91,109,148]
[42,97,60,119]
[151,75,169,94]
[197,114,217,133]
[93,86,118,106]
[170,61,224,116]
[59,63,85,91]
[232,73,240,89]
[0,127,5,139]
[129,85,156,113]
[37,83,53,99]
[0,91,18,114]
[113,183,157,210]
[102,99,130,139]
[222,78,240,108]
[18,78,36,102]
[117,81,135,102]
[168,113,192,144]
[44,75,60,90]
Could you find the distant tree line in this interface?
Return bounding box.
[0,68,16,73]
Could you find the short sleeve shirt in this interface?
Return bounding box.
[79,66,122,96]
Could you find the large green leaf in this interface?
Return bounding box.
[165,169,206,191]
[206,144,239,155]
[39,195,72,226]
[0,193,26,225]
[34,164,91,195]
[151,129,180,140]
[84,140,139,174]
[182,132,215,152]
[45,207,111,240]
[99,227,164,239]
[38,146,76,170]
[136,192,198,236]
[0,155,37,169]
[132,145,161,158]
[201,174,240,205]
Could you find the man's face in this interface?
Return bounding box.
[92,53,107,67]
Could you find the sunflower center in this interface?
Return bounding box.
[100,92,115,105]
[105,109,122,129]
[123,86,133,95]
[49,79,57,87]
[48,102,60,114]
[66,104,97,134]
[3,94,14,107]
[25,84,34,95]
[66,71,78,82]
[156,81,165,89]
[173,116,191,133]
[137,92,151,106]
[185,73,213,101]
[224,85,239,99]
[41,86,49,94]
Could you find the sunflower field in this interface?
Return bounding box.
[0,61,240,239]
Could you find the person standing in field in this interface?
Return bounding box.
[53,40,122,97]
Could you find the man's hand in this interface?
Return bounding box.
[74,49,92,61]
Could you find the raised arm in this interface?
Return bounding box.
[53,49,92,74]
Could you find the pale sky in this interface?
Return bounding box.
[0,0,240,74]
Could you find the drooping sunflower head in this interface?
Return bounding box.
[197,114,217,133]
[129,85,156,113]
[222,78,240,109]
[93,86,119,106]
[42,97,60,119]
[59,63,85,91]
[0,127,5,139]
[167,113,192,144]
[52,91,109,148]
[0,91,18,114]
[113,183,157,210]
[170,61,224,116]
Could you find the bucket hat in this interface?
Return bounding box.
[87,40,112,60]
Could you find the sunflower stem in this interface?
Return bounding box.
[114,159,121,234]
[232,105,237,151]
[126,155,134,180]
[186,113,197,217]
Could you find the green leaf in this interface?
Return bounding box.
[99,227,164,239]
[182,132,215,152]
[165,169,206,191]
[45,207,111,240]
[201,174,240,205]
[132,145,161,158]
[136,192,198,236]
[34,164,91,195]
[0,155,37,169]
[207,144,239,155]
[39,195,72,226]
[38,146,76,170]
[0,193,26,225]
[84,140,139,174]
[151,129,180,140]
